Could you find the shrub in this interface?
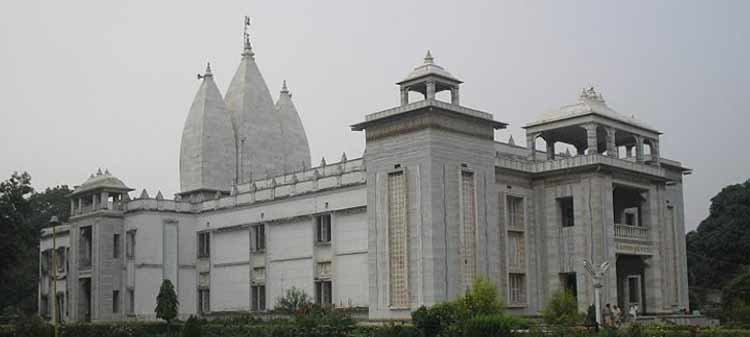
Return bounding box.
[13,315,52,337]
[274,287,312,314]
[366,323,419,337]
[181,315,202,337]
[463,277,505,317]
[412,302,464,337]
[461,314,524,337]
[293,304,356,337]
[541,290,584,326]
[155,279,179,335]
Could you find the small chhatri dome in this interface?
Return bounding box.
[398,50,462,85]
[526,86,657,132]
[71,169,132,196]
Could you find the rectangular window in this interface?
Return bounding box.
[507,196,524,229]
[509,273,527,305]
[559,197,575,227]
[198,289,210,314]
[197,232,210,258]
[113,234,120,258]
[560,273,578,299]
[387,170,409,307]
[126,231,135,259]
[251,285,265,311]
[315,280,333,306]
[41,250,50,275]
[112,290,120,313]
[625,213,636,227]
[315,214,332,243]
[127,289,134,314]
[252,225,266,251]
[80,226,92,269]
[507,232,526,270]
[461,171,477,290]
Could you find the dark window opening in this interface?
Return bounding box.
[559,197,575,227]
[315,280,333,306]
[251,285,266,311]
[198,232,210,258]
[315,214,332,243]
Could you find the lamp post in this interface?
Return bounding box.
[49,216,60,337]
[584,259,610,326]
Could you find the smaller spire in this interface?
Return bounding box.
[424,50,434,64]
[341,152,347,162]
[104,169,111,176]
[140,189,150,199]
[96,168,103,176]
[281,80,289,94]
[321,157,327,167]
[155,191,164,200]
[508,135,515,146]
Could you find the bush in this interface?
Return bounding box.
[463,277,505,317]
[412,302,465,337]
[365,323,419,337]
[13,315,52,337]
[541,290,584,326]
[461,314,523,337]
[274,287,312,314]
[181,315,202,337]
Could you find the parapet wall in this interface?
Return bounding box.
[125,158,366,214]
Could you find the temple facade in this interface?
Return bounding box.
[38,28,691,322]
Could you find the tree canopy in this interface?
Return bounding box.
[687,179,750,313]
[0,172,71,315]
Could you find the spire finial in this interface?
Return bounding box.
[424,50,434,64]
[281,80,289,93]
[242,16,255,58]
[197,62,213,80]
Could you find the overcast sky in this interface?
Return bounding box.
[1,0,747,232]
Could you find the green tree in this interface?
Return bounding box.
[722,271,750,323]
[155,279,179,335]
[687,179,750,311]
[541,290,583,326]
[0,172,34,315]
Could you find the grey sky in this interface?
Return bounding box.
[1,0,747,232]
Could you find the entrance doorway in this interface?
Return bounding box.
[616,254,646,314]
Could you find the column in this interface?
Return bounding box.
[545,138,556,160]
[400,87,408,106]
[101,191,109,210]
[70,200,75,216]
[634,135,644,163]
[575,144,587,157]
[451,86,460,105]
[650,139,660,166]
[526,133,538,161]
[626,145,634,158]
[584,123,598,155]
[426,80,436,99]
[606,127,617,158]
[78,197,83,214]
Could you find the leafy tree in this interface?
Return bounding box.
[541,289,583,326]
[462,277,505,317]
[687,179,750,311]
[0,172,34,315]
[155,279,179,335]
[274,286,311,314]
[722,271,750,323]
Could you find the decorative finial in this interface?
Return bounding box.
[197,62,213,80]
[281,80,289,93]
[96,168,103,176]
[104,169,110,176]
[242,16,255,57]
[424,50,434,64]
[508,135,515,146]
[341,152,347,162]
[580,86,605,103]
[321,157,327,167]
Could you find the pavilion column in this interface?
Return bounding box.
[70,199,75,216]
[545,138,556,160]
[634,135,645,163]
[651,139,660,166]
[584,123,598,155]
[626,145,634,158]
[400,87,408,106]
[606,127,617,158]
[101,191,109,210]
[451,86,460,105]
[527,133,539,161]
[426,80,436,99]
[78,197,83,213]
[575,144,587,157]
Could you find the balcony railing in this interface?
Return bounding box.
[614,224,649,241]
[495,154,666,178]
[72,201,124,216]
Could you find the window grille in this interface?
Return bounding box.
[197,232,210,258]
[509,273,526,305]
[507,232,526,270]
[387,171,409,307]
[461,171,477,290]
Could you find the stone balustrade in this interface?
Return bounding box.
[124,158,366,214]
[496,154,666,177]
[614,224,649,241]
